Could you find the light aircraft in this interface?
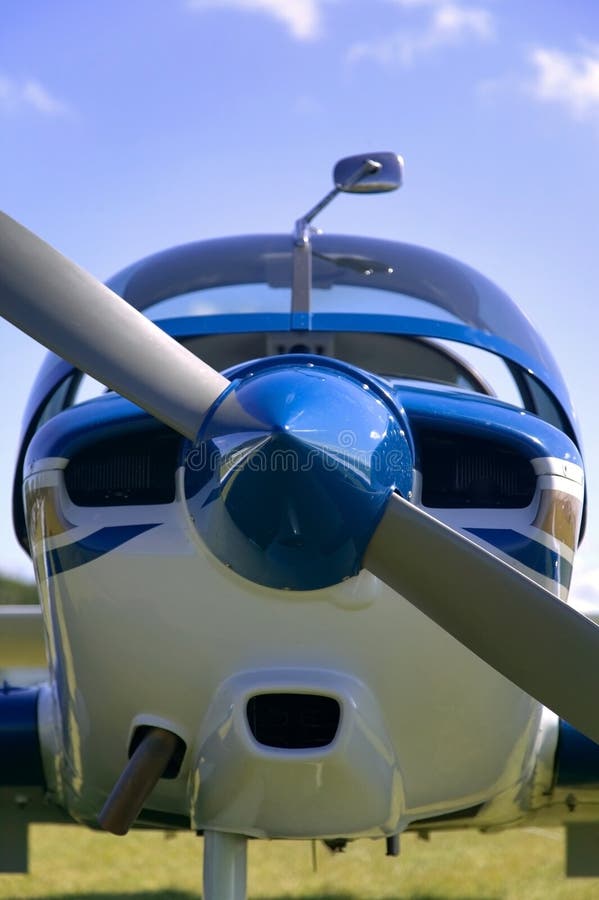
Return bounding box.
[1,152,599,899]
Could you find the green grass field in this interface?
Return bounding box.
[1,825,599,900]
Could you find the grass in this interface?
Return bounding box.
[1,825,599,899]
[0,574,37,605]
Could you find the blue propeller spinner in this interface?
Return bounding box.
[185,355,414,589]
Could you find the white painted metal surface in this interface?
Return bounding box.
[31,462,545,835]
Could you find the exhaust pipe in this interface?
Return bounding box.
[98,726,179,835]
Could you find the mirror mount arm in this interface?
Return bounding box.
[294,158,382,246]
[291,158,383,320]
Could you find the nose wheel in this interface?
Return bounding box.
[203,830,248,900]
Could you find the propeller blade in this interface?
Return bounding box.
[364,492,599,743]
[0,212,229,439]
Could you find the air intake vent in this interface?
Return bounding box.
[65,429,180,506]
[247,693,340,749]
[420,431,535,509]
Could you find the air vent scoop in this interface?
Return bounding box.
[420,431,535,508]
[246,693,340,749]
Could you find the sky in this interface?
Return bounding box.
[0,0,598,601]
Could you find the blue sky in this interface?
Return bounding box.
[1,0,598,598]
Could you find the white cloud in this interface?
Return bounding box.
[434,3,492,40]
[187,0,324,41]
[348,1,494,66]
[527,44,599,120]
[0,76,69,116]
[569,566,599,617]
[22,80,70,116]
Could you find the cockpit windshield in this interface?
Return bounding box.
[24,233,579,452]
[146,283,464,325]
[107,234,566,390]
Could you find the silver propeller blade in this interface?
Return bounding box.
[364,491,599,743]
[0,212,229,439]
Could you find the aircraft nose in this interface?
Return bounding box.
[183,356,414,590]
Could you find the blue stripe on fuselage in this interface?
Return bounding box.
[466,527,571,587]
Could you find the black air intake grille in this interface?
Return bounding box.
[64,430,180,506]
[247,693,340,749]
[420,431,535,508]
